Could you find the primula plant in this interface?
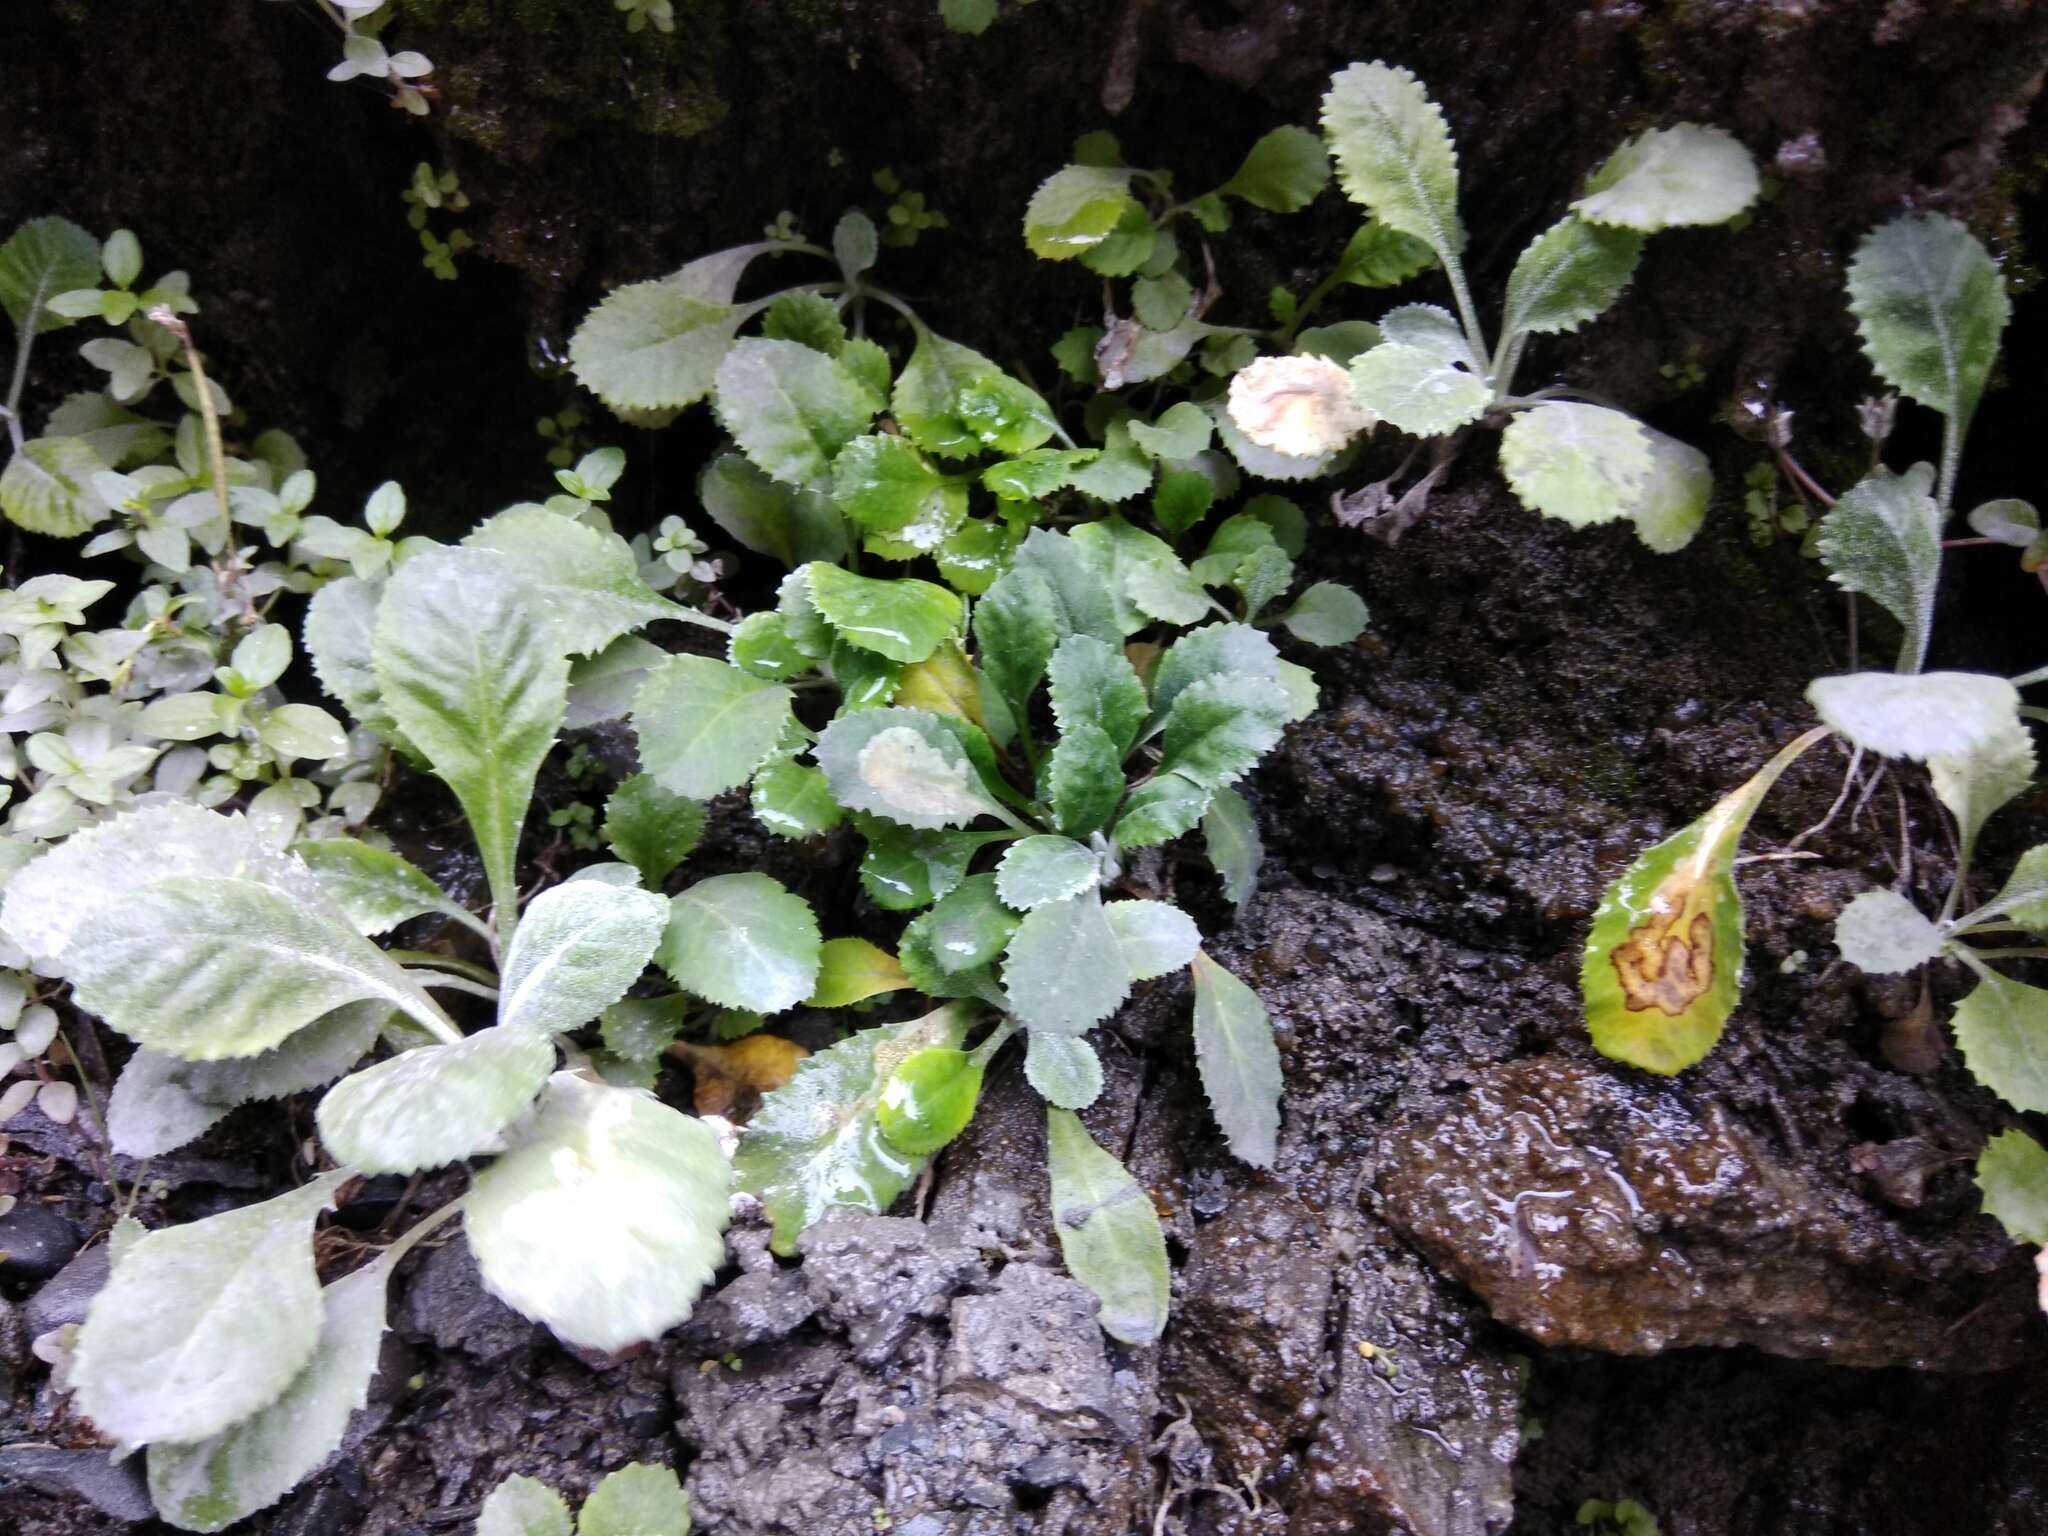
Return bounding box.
[1207,64,1757,546]
[0,445,795,1525]
[1578,210,2048,1296]
[581,514,1362,1344]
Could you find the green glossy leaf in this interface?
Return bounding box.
[856,821,991,910]
[736,1004,972,1252]
[1954,967,2048,1113]
[71,1172,348,1452]
[1582,729,1826,1074]
[579,1463,692,1536]
[632,655,794,799]
[1378,304,1483,371]
[1498,402,1652,528]
[1833,888,1943,975]
[806,936,911,1007]
[146,1260,390,1533]
[1573,124,1760,232]
[699,451,850,568]
[604,774,705,887]
[982,447,1097,502]
[1847,212,2008,432]
[914,873,1019,975]
[1042,721,1125,837]
[995,836,1100,910]
[476,1477,572,1536]
[1319,62,1464,263]
[713,337,879,489]
[1280,581,1368,646]
[1976,1130,2048,1247]
[829,637,903,710]
[464,506,684,655]
[467,1072,731,1351]
[1501,215,1643,339]
[1190,949,1281,1167]
[804,562,962,663]
[0,216,100,332]
[1202,786,1262,919]
[1024,1033,1102,1110]
[317,1027,555,1174]
[293,837,462,936]
[893,330,1056,459]
[730,611,814,682]
[751,758,844,839]
[373,547,567,932]
[1218,124,1330,212]
[876,1046,984,1155]
[569,279,740,412]
[1046,1108,1168,1345]
[1807,671,2020,762]
[814,708,1002,829]
[1024,165,1143,260]
[500,880,667,1036]
[1003,891,1129,1035]
[1817,464,1942,672]
[831,433,962,545]
[660,872,822,1014]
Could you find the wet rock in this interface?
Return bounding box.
[0,1204,78,1283]
[270,1481,363,1536]
[1295,1239,1519,1536]
[0,1446,153,1521]
[927,1063,1056,1264]
[1165,1192,1334,1480]
[399,1239,540,1362]
[1377,1055,2034,1370]
[940,1262,1117,1431]
[0,1294,26,1398]
[678,1264,816,1355]
[23,1244,108,1337]
[798,1213,981,1367]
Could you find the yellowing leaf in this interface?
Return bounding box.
[806,936,912,1007]
[892,639,984,728]
[1582,727,1828,1074]
[672,1035,809,1117]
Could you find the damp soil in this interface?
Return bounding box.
[5,2,2048,1533]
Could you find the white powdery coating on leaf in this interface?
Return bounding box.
[856,727,991,822]
[1225,354,1377,458]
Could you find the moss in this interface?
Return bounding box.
[401,0,730,143]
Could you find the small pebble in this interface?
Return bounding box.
[0,1203,79,1283]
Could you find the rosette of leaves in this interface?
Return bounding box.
[0,514,794,1529]
[1022,125,1339,396]
[679,524,1363,1341]
[1582,210,2046,1305]
[1219,63,1760,549]
[565,216,1085,594]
